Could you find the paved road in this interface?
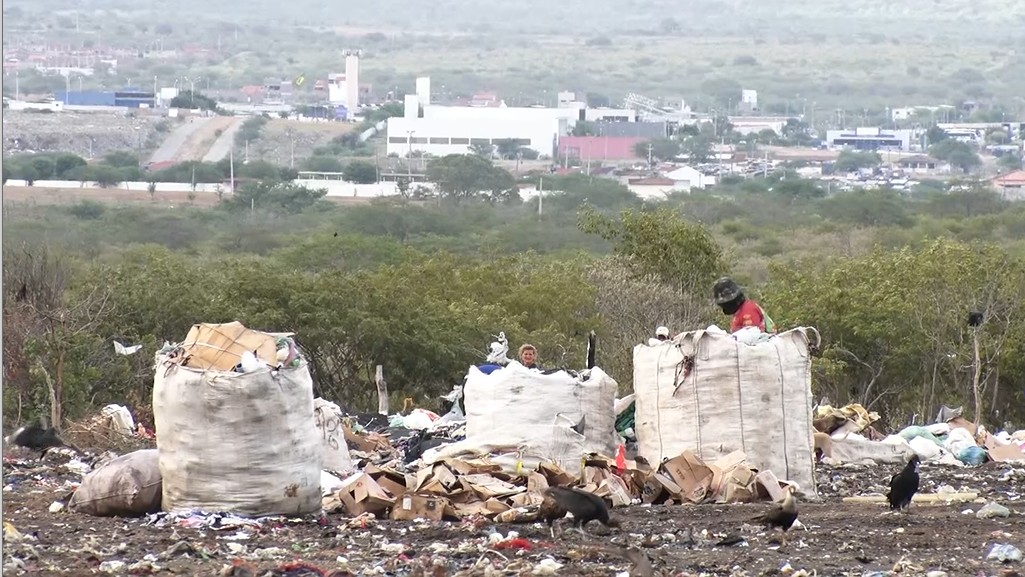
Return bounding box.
[147,117,212,165]
[202,118,242,163]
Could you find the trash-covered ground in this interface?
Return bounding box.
[4,448,1022,577]
[2,110,164,158]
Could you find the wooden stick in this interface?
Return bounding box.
[842,492,978,504]
[375,364,388,415]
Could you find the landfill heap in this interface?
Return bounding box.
[324,417,794,522]
[813,402,1025,467]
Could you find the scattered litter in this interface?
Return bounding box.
[976,501,1011,519]
[987,543,1023,563]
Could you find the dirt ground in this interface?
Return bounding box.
[3,449,1022,577]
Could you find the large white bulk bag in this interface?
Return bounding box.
[153,357,322,516]
[436,362,618,476]
[633,327,819,495]
[314,398,354,474]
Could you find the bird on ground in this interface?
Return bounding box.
[540,486,620,537]
[752,484,799,546]
[4,424,66,458]
[886,454,921,512]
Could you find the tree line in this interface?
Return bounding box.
[3,164,1024,431]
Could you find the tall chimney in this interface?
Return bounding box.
[345,52,360,110]
[416,76,431,107]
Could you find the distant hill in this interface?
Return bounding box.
[7,0,1025,38]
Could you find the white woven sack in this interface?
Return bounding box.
[153,357,322,516]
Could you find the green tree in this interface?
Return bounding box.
[818,188,912,227]
[765,239,1025,424]
[302,156,344,173]
[468,142,494,158]
[833,150,882,173]
[929,140,981,173]
[222,182,327,214]
[634,139,680,163]
[426,154,517,203]
[54,153,87,177]
[103,151,140,168]
[578,206,728,322]
[343,160,378,184]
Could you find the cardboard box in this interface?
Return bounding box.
[642,472,682,504]
[662,450,712,503]
[390,493,449,522]
[754,470,785,502]
[330,472,395,517]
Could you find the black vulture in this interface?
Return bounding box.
[5,425,66,458]
[886,454,921,512]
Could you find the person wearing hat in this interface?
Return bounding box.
[649,326,672,346]
[713,277,776,334]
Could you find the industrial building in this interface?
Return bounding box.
[54,88,156,108]
[385,80,639,158]
[325,51,364,119]
[825,127,915,152]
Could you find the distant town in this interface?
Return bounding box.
[3,46,1024,201]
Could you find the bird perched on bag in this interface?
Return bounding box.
[886,454,921,512]
[752,484,799,545]
[541,486,620,537]
[4,424,66,458]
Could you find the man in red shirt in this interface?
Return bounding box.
[713,277,776,334]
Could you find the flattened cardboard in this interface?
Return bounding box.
[390,493,449,522]
[484,497,511,514]
[987,443,1025,462]
[526,472,550,493]
[662,451,712,503]
[461,474,525,499]
[363,464,410,498]
[947,417,978,437]
[445,458,504,476]
[179,321,286,371]
[594,475,633,507]
[538,462,575,486]
[344,426,390,453]
[509,491,545,507]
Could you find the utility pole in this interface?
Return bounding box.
[647,143,654,167]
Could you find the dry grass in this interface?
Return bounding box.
[2,186,224,207]
[63,415,156,454]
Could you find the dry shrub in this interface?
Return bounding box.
[64,414,155,454]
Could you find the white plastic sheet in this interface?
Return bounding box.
[153,356,322,516]
[431,362,618,476]
[633,327,819,494]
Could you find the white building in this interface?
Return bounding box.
[741,89,758,111]
[825,127,915,152]
[386,80,582,157]
[663,166,716,191]
[728,116,789,136]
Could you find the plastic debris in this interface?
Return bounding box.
[976,501,1012,519]
[987,544,1023,563]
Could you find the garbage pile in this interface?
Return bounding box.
[814,403,1025,467]
[322,437,797,523]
